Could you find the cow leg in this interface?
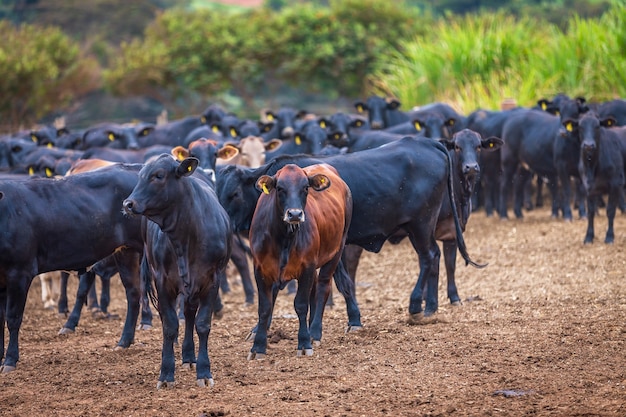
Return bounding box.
[535,175,544,208]
[0,284,5,368]
[574,178,587,219]
[558,169,574,221]
[442,240,461,305]
[498,159,518,219]
[294,267,315,356]
[230,238,255,305]
[249,268,274,359]
[57,271,70,316]
[181,296,198,368]
[99,276,111,315]
[194,277,220,387]
[87,278,100,312]
[115,252,141,348]
[408,233,441,319]
[60,270,96,333]
[332,259,362,332]
[138,255,154,330]
[1,273,33,372]
[545,175,560,218]
[604,185,621,244]
[584,195,597,244]
[176,293,185,322]
[156,284,178,388]
[514,168,532,218]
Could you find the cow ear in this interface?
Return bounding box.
[351,118,365,128]
[256,175,275,194]
[171,146,189,161]
[445,118,456,127]
[387,99,401,110]
[318,118,328,129]
[259,121,274,133]
[601,117,616,128]
[413,120,423,131]
[57,127,70,136]
[265,111,276,122]
[211,123,221,134]
[265,139,282,152]
[296,110,309,119]
[354,102,366,113]
[140,126,154,136]
[177,157,199,177]
[218,144,240,161]
[482,137,503,151]
[562,119,578,132]
[309,174,331,191]
[537,99,550,111]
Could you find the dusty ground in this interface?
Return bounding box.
[1,207,625,416]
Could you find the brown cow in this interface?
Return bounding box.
[248,163,352,359]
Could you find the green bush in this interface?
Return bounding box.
[0,21,100,132]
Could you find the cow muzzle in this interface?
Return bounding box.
[463,163,480,176]
[283,208,305,224]
[122,199,141,216]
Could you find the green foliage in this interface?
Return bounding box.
[372,4,626,113]
[0,21,100,131]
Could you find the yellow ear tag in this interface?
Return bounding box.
[355,121,362,127]
[262,183,269,194]
[108,133,115,141]
[357,105,363,113]
[320,121,326,128]
[266,114,274,121]
[177,151,184,160]
[489,142,494,148]
[414,122,422,131]
[28,167,34,175]
[212,125,220,133]
[47,143,53,148]
[187,165,192,172]
[319,178,326,184]
[31,134,37,142]
[555,111,560,116]
[295,135,302,145]
[448,120,455,126]
[566,122,573,132]
[230,128,237,137]
[45,167,53,177]
[541,102,547,111]
[201,116,206,123]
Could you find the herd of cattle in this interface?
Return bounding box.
[1,93,625,388]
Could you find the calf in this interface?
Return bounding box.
[0,164,144,373]
[123,154,231,388]
[574,112,626,243]
[354,96,409,129]
[248,164,352,359]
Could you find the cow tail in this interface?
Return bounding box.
[440,143,487,269]
[141,253,159,312]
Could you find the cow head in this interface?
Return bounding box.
[123,154,198,223]
[577,112,615,164]
[412,113,458,140]
[354,96,401,130]
[255,164,330,226]
[441,129,502,195]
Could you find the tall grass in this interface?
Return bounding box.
[372,5,626,113]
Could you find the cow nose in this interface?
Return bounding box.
[123,200,135,214]
[128,144,140,150]
[282,126,294,138]
[371,121,383,130]
[284,208,305,224]
[463,163,480,175]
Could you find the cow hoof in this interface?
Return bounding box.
[213,309,224,320]
[245,331,256,342]
[312,340,321,347]
[58,327,74,336]
[296,348,314,357]
[407,312,424,324]
[113,345,127,351]
[247,352,266,361]
[197,378,214,388]
[156,380,175,389]
[181,362,195,371]
[450,301,462,307]
[0,364,16,374]
[137,324,153,331]
[345,325,363,333]
[57,312,69,319]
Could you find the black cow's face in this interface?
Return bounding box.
[357,96,401,130]
[216,164,262,232]
[256,164,330,226]
[413,114,457,140]
[578,113,603,161]
[123,154,198,219]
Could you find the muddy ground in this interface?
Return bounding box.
[1,207,625,416]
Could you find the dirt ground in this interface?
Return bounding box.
[1,207,625,416]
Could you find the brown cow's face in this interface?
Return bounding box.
[256,164,330,226]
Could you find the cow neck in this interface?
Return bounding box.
[452,154,472,229]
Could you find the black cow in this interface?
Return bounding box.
[317,112,369,149]
[0,164,144,373]
[217,136,481,322]
[81,144,174,164]
[573,112,626,243]
[266,120,327,160]
[262,107,310,140]
[385,103,466,138]
[0,137,37,171]
[123,155,231,388]
[137,116,205,148]
[353,96,409,129]
[82,122,152,150]
[499,97,587,219]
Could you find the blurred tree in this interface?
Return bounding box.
[0,21,101,132]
